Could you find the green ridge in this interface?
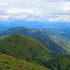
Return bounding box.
[0,34,50,63]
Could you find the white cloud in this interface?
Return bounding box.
[27,17,42,21]
[0,0,70,22]
[6,9,34,14]
[0,15,12,21]
[49,15,70,22]
[27,17,36,21]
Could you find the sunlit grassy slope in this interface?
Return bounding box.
[0,34,50,63]
[0,53,50,70]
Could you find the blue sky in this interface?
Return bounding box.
[0,0,70,22]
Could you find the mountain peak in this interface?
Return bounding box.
[0,34,50,62]
[12,34,23,37]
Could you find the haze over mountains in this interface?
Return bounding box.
[0,21,70,31]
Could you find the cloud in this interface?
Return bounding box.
[49,15,70,22]
[27,17,36,21]
[27,17,42,21]
[0,0,70,22]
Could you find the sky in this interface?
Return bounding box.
[0,0,70,22]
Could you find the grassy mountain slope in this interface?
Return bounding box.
[33,28,70,54]
[0,34,70,70]
[33,37,67,54]
[0,34,50,63]
[35,55,70,70]
[0,52,50,70]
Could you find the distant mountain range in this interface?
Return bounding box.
[0,21,70,32]
[0,27,49,38]
[0,26,9,31]
[36,27,70,53]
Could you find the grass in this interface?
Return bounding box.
[0,53,50,70]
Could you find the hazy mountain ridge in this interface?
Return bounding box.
[0,27,49,38]
[35,27,70,53]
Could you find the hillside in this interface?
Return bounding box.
[39,28,70,52]
[0,34,70,70]
[39,55,70,70]
[0,34,50,63]
[0,52,50,70]
[33,37,66,54]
